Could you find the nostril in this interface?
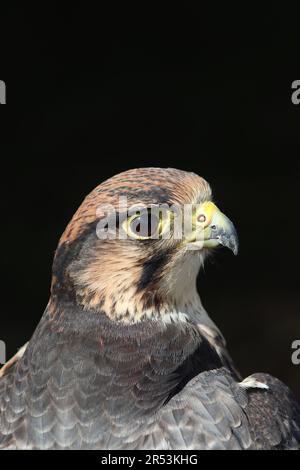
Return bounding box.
[197,214,206,223]
[211,225,217,230]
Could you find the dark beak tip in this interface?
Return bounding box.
[225,234,239,256]
[213,222,239,256]
[231,238,239,256]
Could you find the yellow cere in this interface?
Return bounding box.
[195,201,218,227]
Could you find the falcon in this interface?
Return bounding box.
[1,167,299,450]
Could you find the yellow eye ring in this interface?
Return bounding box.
[122,208,174,240]
[194,201,216,227]
[123,210,162,240]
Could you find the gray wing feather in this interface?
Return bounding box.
[243,373,300,450]
[154,369,252,450]
[151,370,300,450]
[1,315,300,450]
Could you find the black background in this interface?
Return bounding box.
[0,6,299,399]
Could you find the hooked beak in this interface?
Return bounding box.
[185,201,239,255]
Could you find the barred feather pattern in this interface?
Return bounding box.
[1,305,300,450]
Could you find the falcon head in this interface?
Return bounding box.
[51,168,238,323]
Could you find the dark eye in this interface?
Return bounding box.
[130,211,160,238]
